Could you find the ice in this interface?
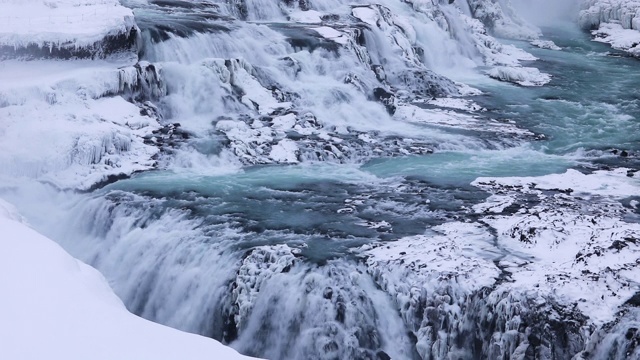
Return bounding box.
[487,65,552,86]
[593,22,640,56]
[473,168,640,198]
[0,0,137,59]
[394,104,535,137]
[423,97,486,112]
[2,0,620,359]
[360,222,501,292]
[580,0,640,56]
[356,167,640,358]
[0,60,161,190]
[580,0,640,31]
[310,26,349,45]
[289,10,323,24]
[268,139,299,163]
[351,6,379,27]
[473,168,640,325]
[530,39,562,50]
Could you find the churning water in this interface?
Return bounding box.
[2,2,640,359]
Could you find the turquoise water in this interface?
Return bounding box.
[364,24,639,186]
[100,24,640,256]
[480,25,640,155]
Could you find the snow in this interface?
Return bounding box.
[424,97,486,112]
[394,104,534,137]
[487,66,552,86]
[580,0,640,31]
[269,138,299,163]
[289,10,323,24]
[592,22,640,56]
[311,26,350,45]
[360,222,501,293]
[580,0,640,55]
[530,39,562,50]
[473,168,640,325]
[0,0,135,50]
[352,6,378,27]
[271,113,297,132]
[0,198,258,360]
[0,60,161,190]
[351,167,640,358]
[473,168,640,198]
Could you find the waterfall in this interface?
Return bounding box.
[2,0,639,359]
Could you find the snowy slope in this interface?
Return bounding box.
[0,198,259,360]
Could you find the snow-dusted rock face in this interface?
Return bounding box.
[580,0,640,56]
[0,0,138,60]
[0,198,259,360]
[359,168,640,359]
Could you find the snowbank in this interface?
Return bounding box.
[530,39,562,50]
[0,198,258,360]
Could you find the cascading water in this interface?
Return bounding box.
[1,0,640,359]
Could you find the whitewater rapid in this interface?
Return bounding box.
[1,0,639,359]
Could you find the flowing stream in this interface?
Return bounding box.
[3,3,640,359]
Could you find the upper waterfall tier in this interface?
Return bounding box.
[0,0,554,191]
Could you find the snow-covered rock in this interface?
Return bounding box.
[356,167,640,359]
[580,0,640,56]
[593,22,640,56]
[487,65,552,86]
[473,168,640,325]
[530,39,562,50]
[0,60,164,190]
[0,198,258,360]
[0,0,138,60]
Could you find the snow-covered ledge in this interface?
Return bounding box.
[0,0,138,60]
[0,199,259,360]
[580,0,640,56]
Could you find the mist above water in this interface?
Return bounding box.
[511,0,580,26]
